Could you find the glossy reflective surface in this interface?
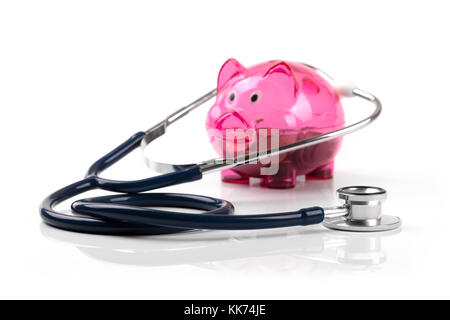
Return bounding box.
[40,171,399,272]
[2,0,449,300]
[41,220,397,270]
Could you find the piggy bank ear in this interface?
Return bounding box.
[218,58,245,90]
[264,62,298,97]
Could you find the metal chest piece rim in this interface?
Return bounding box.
[323,186,402,232]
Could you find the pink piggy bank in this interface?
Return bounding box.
[205,59,345,188]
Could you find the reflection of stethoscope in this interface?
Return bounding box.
[41,223,398,270]
[40,63,401,235]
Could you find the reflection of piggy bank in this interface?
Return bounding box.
[205,59,345,188]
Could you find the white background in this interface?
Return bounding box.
[1,0,449,299]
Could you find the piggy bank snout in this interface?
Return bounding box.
[215,111,250,131]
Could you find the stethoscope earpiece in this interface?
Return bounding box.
[323,186,401,232]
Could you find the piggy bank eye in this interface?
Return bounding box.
[229,91,236,102]
[250,91,260,104]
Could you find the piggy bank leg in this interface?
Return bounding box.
[221,169,250,184]
[261,161,297,188]
[306,161,334,180]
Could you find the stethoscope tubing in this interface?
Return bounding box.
[40,132,324,235]
[41,70,382,236]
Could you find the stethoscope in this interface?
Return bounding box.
[40,63,401,235]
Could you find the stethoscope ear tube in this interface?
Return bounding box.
[73,196,324,230]
[40,132,207,235]
[40,131,325,235]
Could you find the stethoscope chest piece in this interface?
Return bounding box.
[323,186,402,232]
